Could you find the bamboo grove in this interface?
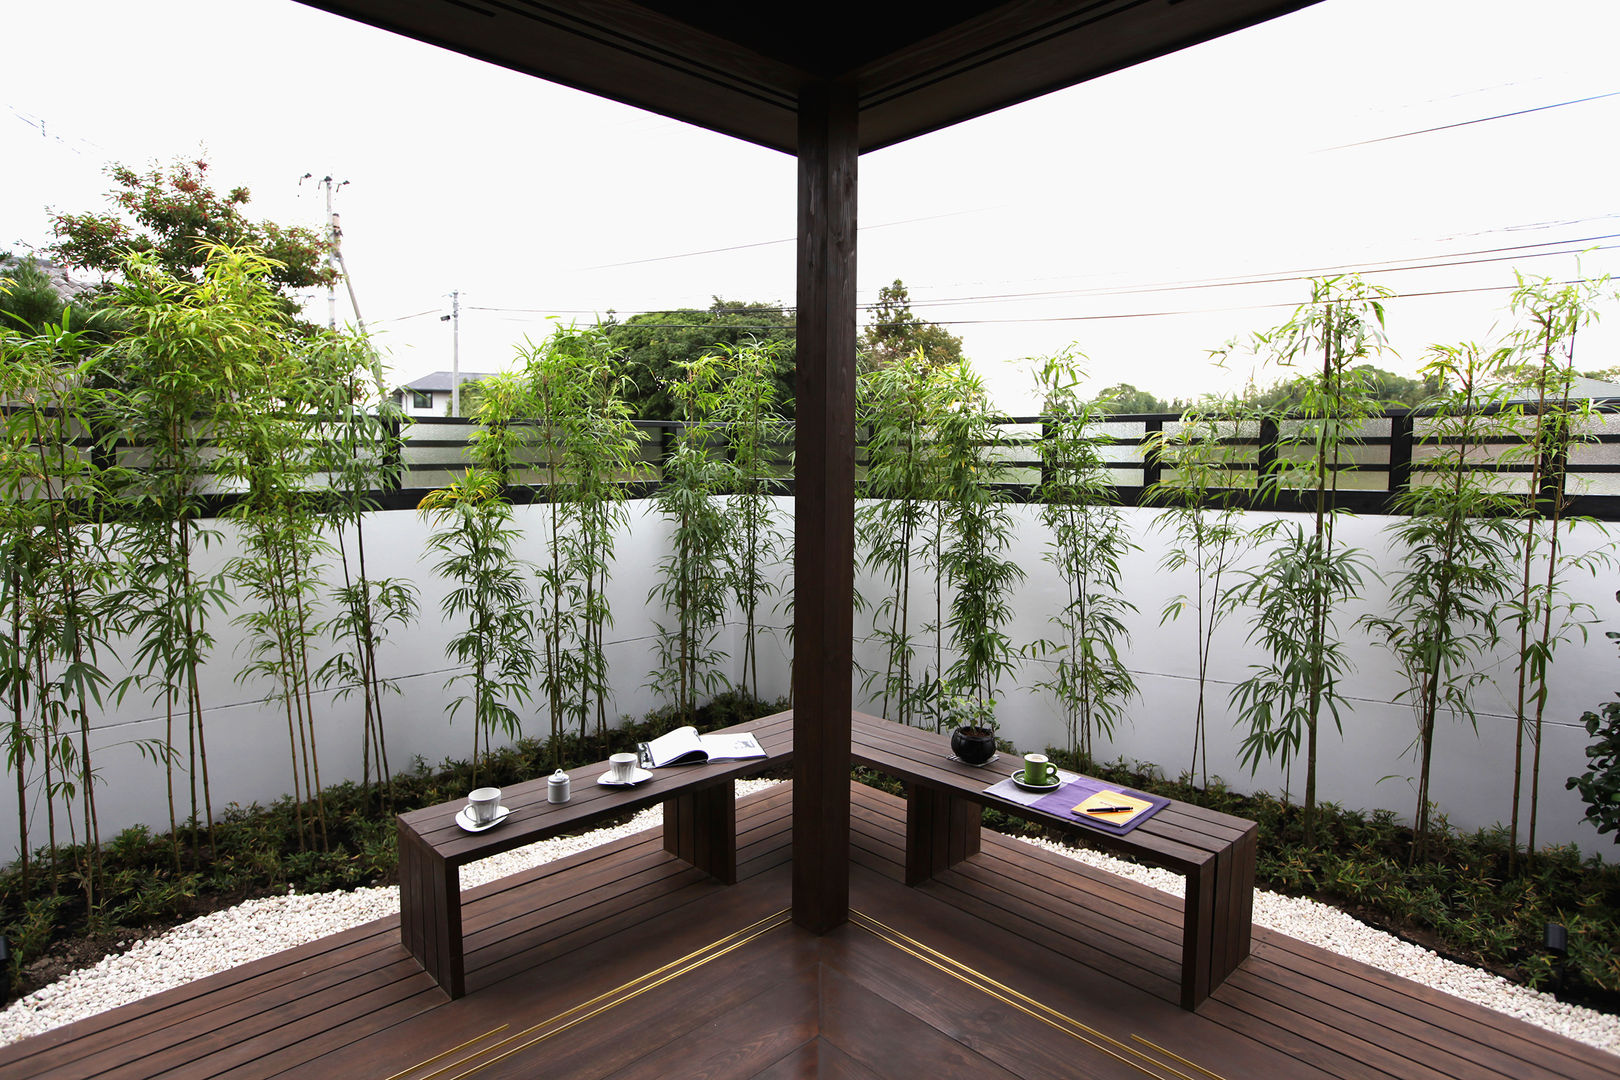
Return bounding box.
[2,248,1617,910]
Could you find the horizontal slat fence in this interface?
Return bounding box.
[13,406,1620,519]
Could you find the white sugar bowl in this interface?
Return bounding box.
[547,768,571,804]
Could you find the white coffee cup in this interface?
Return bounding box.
[609,752,638,782]
[468,786,502,824]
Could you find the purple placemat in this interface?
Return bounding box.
[1007,776,1170,836]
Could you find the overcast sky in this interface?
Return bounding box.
[4,0,1617,411]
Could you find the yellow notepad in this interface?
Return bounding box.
[1073,790,1152,826]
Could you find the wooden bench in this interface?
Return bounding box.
[849,711,1257,1009]
[396,711,794,998]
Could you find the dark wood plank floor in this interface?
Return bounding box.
[1,782,1612,1080]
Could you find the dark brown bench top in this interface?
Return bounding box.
[849,710,1254,874]
[399,710,795,867]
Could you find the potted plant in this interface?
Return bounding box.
[943,692,998,765]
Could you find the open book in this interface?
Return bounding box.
[637,726,767,768]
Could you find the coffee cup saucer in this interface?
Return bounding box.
[456,805,511,832]
[597,766,654,787]
[1010,770,1061,793]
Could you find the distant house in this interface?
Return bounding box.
[1504,375,1620,406]
[393,370,494,417]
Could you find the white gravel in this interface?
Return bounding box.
[2,777,1615,1058]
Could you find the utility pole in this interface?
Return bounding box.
[447,290,461,415]
[324,177,337,329]
[302,173,383,394]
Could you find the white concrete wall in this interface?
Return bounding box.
[847,502,1620,855]
[3,495,1614,863]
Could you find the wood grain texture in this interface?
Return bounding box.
[851,711,1255,1009]
[791,81,858,936]
[5,781,1610,1080]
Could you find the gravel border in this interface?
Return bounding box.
[2,778,1614,1056]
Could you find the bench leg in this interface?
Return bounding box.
[664,780,737,884]
[1180,822,1257,1010]
[398,823,465,999]
[905,784,982,886]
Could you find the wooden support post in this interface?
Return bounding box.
[904,784,982,886]
[397,822,464,999]
[792,79,858,935]
[664,781,738,884]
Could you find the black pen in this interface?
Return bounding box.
[1083,805,1135,814]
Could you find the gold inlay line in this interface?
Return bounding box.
[850,910,1227,1080]
[380,1025,508,1080]
[400,909,792,1080]
[1130,1035,1232,1080]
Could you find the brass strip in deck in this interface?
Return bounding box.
[850,910,1227,1080]
[389,909,793,1080]
[1129,1035,1233,1080]
[379,1026,509,1080]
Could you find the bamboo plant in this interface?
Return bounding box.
[856,349,946,727]
[934,360,1025,729]
[308,335,418,805]
[648,358,735,724]
[0,309,119,906]
[1503,270,1616,864]
[1145,395,1255,787]
[523,324,643,758]
[1026,349,1138,762]
[1228,276,1387,841]
[1362,343,1522,860]
[711,336,791,703]
[420,374,539,783]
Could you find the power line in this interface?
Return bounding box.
[1322,90,1620,150]
[453,237,1616,324]
[566,206,997,271]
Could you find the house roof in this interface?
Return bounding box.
[293,1,1321,154]
[400,370,495,392]
[1506,375,1620,404]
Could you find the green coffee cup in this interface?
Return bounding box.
[1022,753,1055,786]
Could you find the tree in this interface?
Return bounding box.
[602,298,793,421]
[1246,364,1438,411]
[1097,382,1170,414]
[859,279,964,372]
[48,158,335,300]
[0,256,112,338]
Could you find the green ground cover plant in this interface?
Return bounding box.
[1029,748,1620,1008]
[0,691,786,1004]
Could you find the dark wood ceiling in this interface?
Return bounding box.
[294,0,1321,153]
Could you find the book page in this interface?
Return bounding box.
[641,725,705,767]
[697,732,766,761]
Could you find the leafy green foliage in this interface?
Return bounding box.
[934,361,1025,726]
[1505,268,1618,862]
[1362,343,1522,859]
[602,298,793,421]
[0,691,787,1001]
[1226,276,1390,840]
[858,279,964,373]
[521,323,646,760]
[48,158,335,300]
[420,460,539,785]
[1026,349,1138,759]
[707,337,791,702]
[1145,397,1255,787]
[1035,747,1620,1003]
[1245,363,1440,410]
[1570,695,1620,840]
[648,359,736,722]
[857,349,952,728]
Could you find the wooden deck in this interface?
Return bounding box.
[2,782,1612,1080]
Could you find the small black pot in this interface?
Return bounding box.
[950,726,997,765]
